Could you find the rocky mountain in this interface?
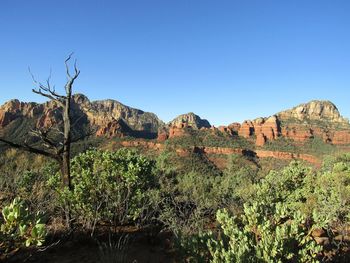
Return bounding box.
[1,97,350,148]
[0,94,164,141]
[277,100,349,124]
[168,112,211,129]
[235,100,350,146]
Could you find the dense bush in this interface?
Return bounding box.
[177,158,350,262]
[58,149,157,233]
[208,205,321,263]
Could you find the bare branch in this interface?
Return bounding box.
[74,59,79,76]
[65,52,74,79]
[71,128,96,144]
[29,67,66,106]
[0,138,61,161]
[32,89,65,107]
[29,128,62,150]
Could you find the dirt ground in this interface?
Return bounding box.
[2,229,178,263]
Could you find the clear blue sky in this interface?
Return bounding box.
[0,0,349,125]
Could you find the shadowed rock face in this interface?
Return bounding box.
[73,94,164,134]
[168,112,211,129]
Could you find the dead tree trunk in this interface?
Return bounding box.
[62,96,72,190]
[59,55,79,190]
[0,54,80,227]
[27,54,80,190]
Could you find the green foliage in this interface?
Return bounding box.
[262,137,299,152]
[204,161,323,262]
[253,161,312,213]
[312,153,350,228]
[303,137,337,156]
[208,206,322,263]
[61,148,157,232]
[220,155,259,211]
[0,198,46,249]
[166,129,254,150]
[176,232,213,263]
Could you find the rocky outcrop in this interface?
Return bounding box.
[0,99,40,127]
[238,100,350,146]
[169,112,211,130]
[256,134,266,147]
[168,123,190,139]
[238,121,254,138]
[86,96,163,133]
[157,113,211,140]
[277,100,349,124]
[157,127,169,142]
[96,118,132,138]
[332,131,350,144]
[237,116,280,146]
[0,111,16,127]
[280,125,313,142]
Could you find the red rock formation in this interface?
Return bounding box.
[238,116,280,146]
[281,126,313,142]
[218,126,228,133]
[157,128,168,142]
[332,131,350,145]
[168,124,189,138]
[169,112,211,129]
[228,123,241,132]
[218,123,241,136]
[256,134,266,147]
[239,121,254,138]
[36,108,61,128]
[0,100,43,127]
[97,122,123,138]
[96,119,132,138]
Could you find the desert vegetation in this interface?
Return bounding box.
[0,144,349,262]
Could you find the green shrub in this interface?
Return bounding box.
[208,206,322,263]
[61,148,157,233]
[166,129,254,150]
[311,154,350,242]
[220,155,259,211]
[303,137,337,156]
[262,137,299,152]
[0,198,46,249]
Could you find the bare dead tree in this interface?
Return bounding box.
[0,53,80,190]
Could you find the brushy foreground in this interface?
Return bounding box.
[0,148,349,262]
